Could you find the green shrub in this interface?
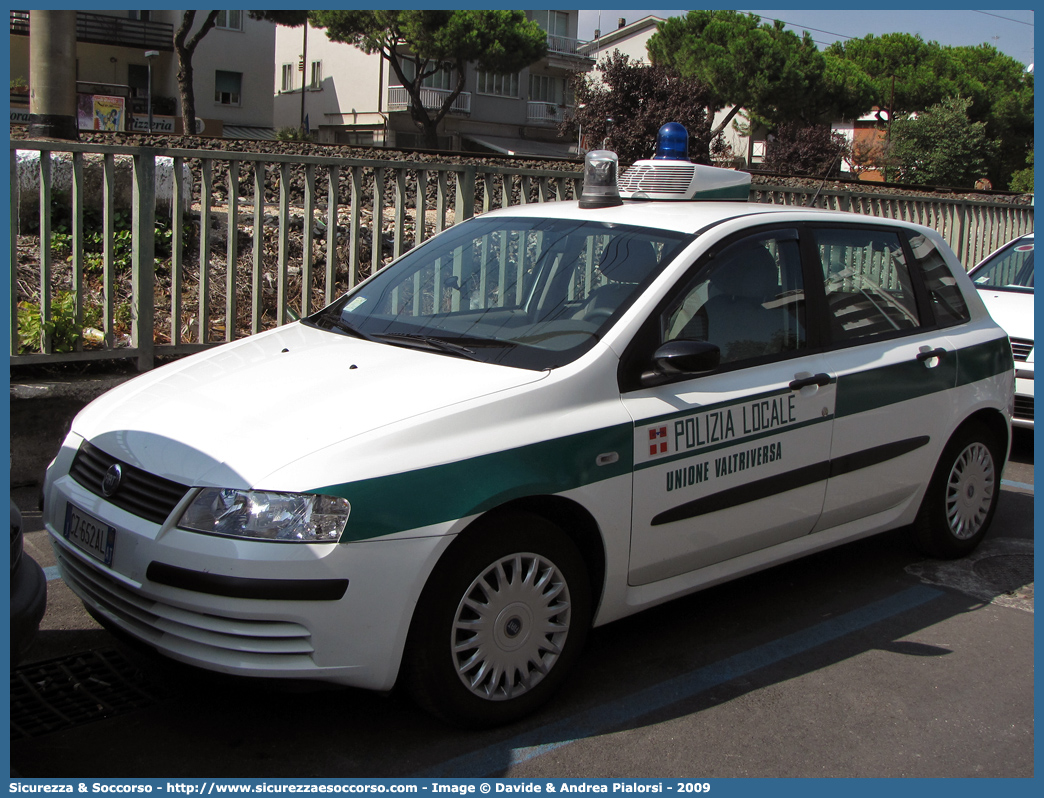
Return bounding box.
[889,97,993,188]
[17,291,81,354]
[1009,151,1033,193]
[51,217,179,274]
[276,126,314,142]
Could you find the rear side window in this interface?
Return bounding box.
[814,228,921,341]
[906,233,970,327]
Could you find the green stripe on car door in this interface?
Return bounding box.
[834,337,1009,418]
[322,423,634,541]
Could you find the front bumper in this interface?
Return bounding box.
[44,440,452,692]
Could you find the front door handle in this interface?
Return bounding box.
[789,372,831,390]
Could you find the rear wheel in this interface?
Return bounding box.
[405,513,591,728]
[912,421,1002,559]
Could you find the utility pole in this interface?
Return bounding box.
[145,50,159,133]
[300,23,308,135]
[28,9,78,140]
[884,75,896,183]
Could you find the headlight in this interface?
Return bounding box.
[178,489,351,543]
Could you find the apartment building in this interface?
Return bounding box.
[273,10,593,157]
[9,9,275,137]
[581,15,664,64]
[580,15,756,166]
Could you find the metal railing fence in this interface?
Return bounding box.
[10,140,1033,371]
[10,141,580,370]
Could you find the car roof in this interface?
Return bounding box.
[481,199,895,236]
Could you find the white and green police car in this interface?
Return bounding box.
[43,125,1013,727]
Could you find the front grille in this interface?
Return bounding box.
[55,545,317,669]
[70,441,189,524]
[1014,394,1033,421]
[1010,337,1032,362]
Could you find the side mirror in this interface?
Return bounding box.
[640,340,720,387]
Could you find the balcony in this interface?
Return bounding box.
[387,85,471,116]
[527,102,571,125]
[546,34,591,58]
[10,10,174,51]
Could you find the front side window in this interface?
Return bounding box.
[815,227,920,341]
[971,237,1034,293]
[215,70,242,105]
[281,63,295,92]
[306,217,691,370]
[663,230,806,365]
[309,60,322,89]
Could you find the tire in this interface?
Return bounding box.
[404,513,592,728]
[911,421,1002,559]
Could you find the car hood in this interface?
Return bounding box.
[976,289,1034,342]
[72,323,548,488]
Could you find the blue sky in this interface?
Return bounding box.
[577,8,1035,68]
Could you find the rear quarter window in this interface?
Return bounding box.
[906,232,970,327]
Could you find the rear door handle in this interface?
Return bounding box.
[789,372,831,390]
[916,347,948,362]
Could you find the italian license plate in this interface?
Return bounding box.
[63,503,116,566]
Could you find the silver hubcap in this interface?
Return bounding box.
[451,552,571,701]
[945,442,996,540]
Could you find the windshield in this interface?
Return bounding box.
[305,215,691,369]
[972,238,1034,293]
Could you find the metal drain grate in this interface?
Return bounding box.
[10,648,175,740]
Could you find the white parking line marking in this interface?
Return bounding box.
[1002,479,1034,492]
[421,584,945,777]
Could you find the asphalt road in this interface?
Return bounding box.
[9,430,1034,778]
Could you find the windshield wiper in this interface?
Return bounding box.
[307,310,378,342]
[374,333,484,360]
[375,332,509,359]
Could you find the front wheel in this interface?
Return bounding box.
[912,421,1002,559]
[404,513,592,728]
